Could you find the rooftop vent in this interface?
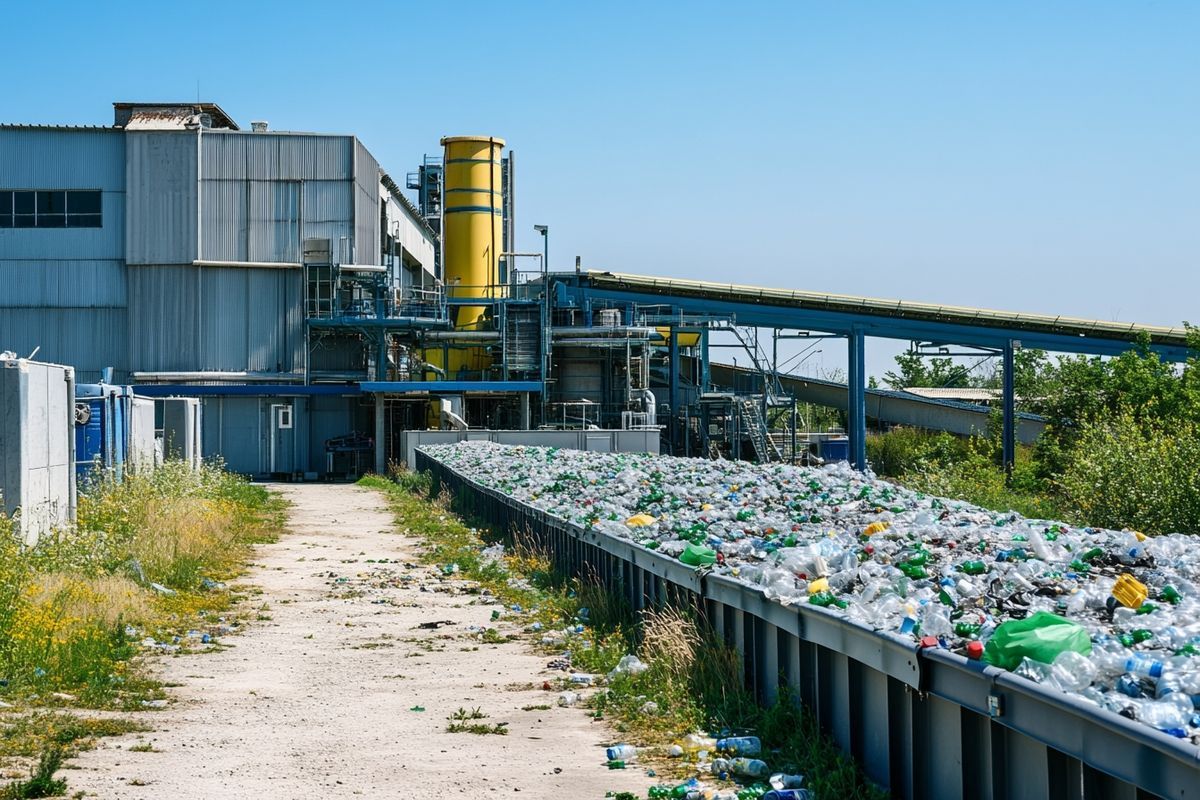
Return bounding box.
[251,120,269,132]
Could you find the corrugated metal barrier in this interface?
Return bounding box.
[415,450,1200,800]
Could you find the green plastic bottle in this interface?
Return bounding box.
[810,592,848,609]
[958,560,987,575]
[954,622,982,638]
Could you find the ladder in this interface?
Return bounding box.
[737,398,783,463]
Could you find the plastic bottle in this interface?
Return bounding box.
[606,744,637,761]
[1136,693,1193,734]
[1093,646,1166,679]
[727,758,770,778]
[716,736,761,756]
[769,773,806,790]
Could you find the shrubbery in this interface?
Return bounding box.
[1059,414,1200,535]
[869,326,1200,535]
[0,462,280,705]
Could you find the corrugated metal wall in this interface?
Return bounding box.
[128,265,302,373]
[353,138,380,264]
[126,132,197,265]
[301,179,354,254]
[382,192,437,276]
[0,128,125,187]
[0,310,127,381]
[0,129,127,379]
[200,132,356,264]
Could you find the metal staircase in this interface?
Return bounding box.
[737,398,783,463]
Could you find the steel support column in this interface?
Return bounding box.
[1002,340,1016,482]
[373,393,385,475]
[669,327,680,454]
[848,327,867,470]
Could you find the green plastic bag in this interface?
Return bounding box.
[982,611,1092,670]
[679,543,717,567]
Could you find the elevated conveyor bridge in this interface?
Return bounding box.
[557,272,1194,471]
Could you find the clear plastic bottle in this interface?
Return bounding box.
[606,744,637,762]
[715,736,761,756]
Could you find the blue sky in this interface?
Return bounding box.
[6,1,1197,378]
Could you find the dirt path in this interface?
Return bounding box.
[68,483,652,799]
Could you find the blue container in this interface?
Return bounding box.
[820,437,850,463]
[75,383,132,480]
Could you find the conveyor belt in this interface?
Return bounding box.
[582,271,1193,355]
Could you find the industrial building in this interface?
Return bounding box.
[2,101,1192,479]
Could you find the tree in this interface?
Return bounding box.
[883,352,974,389]
[1034,327,1200,476]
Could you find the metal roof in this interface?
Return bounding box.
[0,124,116,131]
[902,387,1001,402]
[380,172,437,239]
[583,272,1192,350]
[113,102,239,130]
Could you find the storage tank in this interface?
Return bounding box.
[428,135,506,378]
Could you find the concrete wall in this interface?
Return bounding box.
[400,429,660,472]
[0,356,75,544]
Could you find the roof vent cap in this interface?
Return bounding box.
[251,120,268,132]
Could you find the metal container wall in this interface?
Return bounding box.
[128,396,156,473]
[161,397,202,469]
[74,395,109,478]
[399,429,659,471]
[0,357,76,544]
[415,451,1200,800]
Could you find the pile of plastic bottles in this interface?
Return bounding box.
[421,442,1200,742]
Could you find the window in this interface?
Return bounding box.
[0,190,102,228]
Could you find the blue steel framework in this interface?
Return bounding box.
[419,450,1200,800]
[557,272,1195,471]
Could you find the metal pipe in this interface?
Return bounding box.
[550,327,657,339]
[130,371,302,382]
[423,331,502,342]
[189,259,301,270]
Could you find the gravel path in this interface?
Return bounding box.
[68,483,651,799]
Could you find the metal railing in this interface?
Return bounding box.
[415,449,1199,800]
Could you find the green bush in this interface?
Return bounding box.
[1059,414,1200,534]
[866,427,968,477]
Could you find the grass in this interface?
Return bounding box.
[362,471,886,800]
[0,460,284,797]
[446,707,509,735]
[0,460,284,707]
[0,745,66,800]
